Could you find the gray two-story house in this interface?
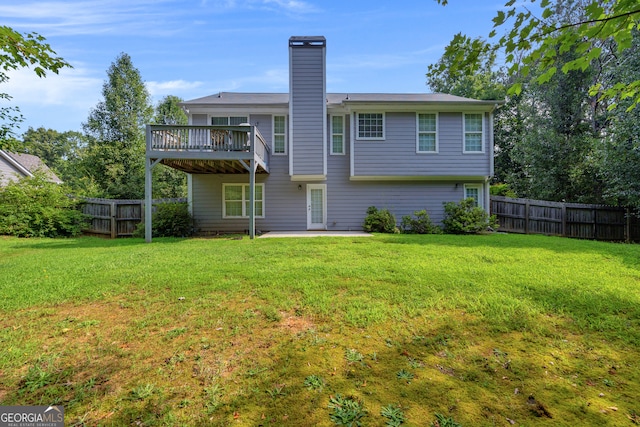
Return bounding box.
[144,36,500,240]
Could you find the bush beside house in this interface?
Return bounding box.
[365,199,498,235]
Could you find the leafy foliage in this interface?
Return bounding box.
[82,53,153,199]
[328,394,367,426]
[433,0,640,109]
[0,173,86,237]
[363,206,397,233]
[0,26,71,148]
[431,413,462,427]
[490,183,517,198]
[153,95,188,125]
[381,404,406,426]
[400,210,441,234]
[442,198,498,234]
[133,202,193,238]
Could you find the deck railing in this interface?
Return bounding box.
[146,125,270,165]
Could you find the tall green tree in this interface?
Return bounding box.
[151,95,187,198]
[0,26,71,150]
[154,95,188,125]
[597,31,640,208]
[434,0,640,109]
[20,127,96,194]
[82,53,153,199]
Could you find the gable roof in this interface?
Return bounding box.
[182,92,503,110]
[0,150,63,184]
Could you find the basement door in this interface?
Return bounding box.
[307,184,327,230]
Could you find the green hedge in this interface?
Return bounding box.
[0,173,86,237]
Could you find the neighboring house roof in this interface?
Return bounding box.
[182,92,503,109]
[0,150,63,185]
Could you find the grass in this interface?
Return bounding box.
[0,233,639,425]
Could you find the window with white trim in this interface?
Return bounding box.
[273,115,286,154]
[417,113,438,153]
[223,184,264,218]
[463,113,484,152]
[211,116,248,126]
[356,113,384,140]
[464,184,482,207]
[331,115,344,154]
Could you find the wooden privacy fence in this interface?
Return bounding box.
[490,196,640,242]
[81,198,186,238]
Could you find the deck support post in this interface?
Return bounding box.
[145,157,161,243]
[249,159,256,239]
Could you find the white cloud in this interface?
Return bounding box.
[146,80,204,97]
[4,65,102,110]
[225,68,288,91]
[0,0,182,36]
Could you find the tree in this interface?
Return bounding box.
[0,26,71,150]
[597,30,640,208]
[82,53,153,199]
[433,0,640,109]
[427,37,506,100]
[154,95,188,125]
[151,95,188,198]
[20,127,96,194]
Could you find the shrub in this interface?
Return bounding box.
[490,183,517,198]
[134,202,193,238]
[363,206,397,233]
[0,173,87,237]
[442,198,498,234]
[400,209,441,234]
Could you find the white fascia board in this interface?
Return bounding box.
[0,150,33,178]
[349,175,489,182]
[342,102,496,113]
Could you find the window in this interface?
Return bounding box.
[223,184,264,218]
[273,116,286,154]
[464,113,484,153]
[211,116,248,126]
[356,113,384,140]
[331,115,344,154]
[464,184,483,207]
[417,113,438,153]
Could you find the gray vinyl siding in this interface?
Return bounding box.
[191,114,208,125]
[0,157,23,186]
[191,123,480,233]
[290,46,325,176]
[353,112,491,177]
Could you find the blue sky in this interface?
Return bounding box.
[2,0,505,134]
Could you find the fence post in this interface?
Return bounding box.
[626,207,631,244]
[110,202,117,239]
[524,201,530,234]
[561,205,567,237]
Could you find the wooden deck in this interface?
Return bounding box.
[144,124,270,241]
[146,125,270,174]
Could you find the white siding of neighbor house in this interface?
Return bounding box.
[289,42,326,177]
[352,112,491,177]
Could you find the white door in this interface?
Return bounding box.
[307,184,327,230]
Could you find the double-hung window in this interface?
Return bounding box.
[463,113,484,153]
[356,113,384,140]
[273,115,286,154]
[331,115,345,154]
[223,184,264,218]
[211,116,248,126]
[417,113,438,153]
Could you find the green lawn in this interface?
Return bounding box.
[1,233,639,426]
